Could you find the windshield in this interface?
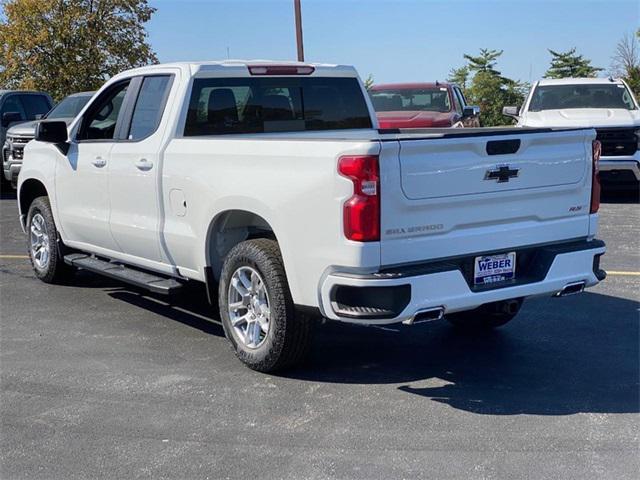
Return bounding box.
[529,84,637,111]
[45,93,93,119]
[370,88,451,113]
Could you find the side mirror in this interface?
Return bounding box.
[2,111,22,128]
[502,106,520,118]
[462,105,480,118]
[35,121,68,144]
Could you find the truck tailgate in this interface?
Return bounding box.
[379,128,596,267]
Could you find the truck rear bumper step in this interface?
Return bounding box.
[64,253,183,295]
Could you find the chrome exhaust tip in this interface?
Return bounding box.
[403,307,445,325]
[554,281,586,297]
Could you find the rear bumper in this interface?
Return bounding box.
[319,239,606,325]
[599,155,640,182]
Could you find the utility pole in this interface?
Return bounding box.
[294,0,304,61]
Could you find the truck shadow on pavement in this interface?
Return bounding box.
[601,187,639,204]
[292,291,639,416]
[0,188,17,200]
[107,282,225,337]
[106,279,639,416]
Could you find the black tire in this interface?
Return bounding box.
[446,298,523,330]
[218,238,312,372]
[26,196,74,283]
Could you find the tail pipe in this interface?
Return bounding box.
[403,306,445,325]
[554,281,586,297]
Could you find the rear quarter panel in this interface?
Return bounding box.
[162,136,382,306]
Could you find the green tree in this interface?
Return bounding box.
[610,32,640,97]
[0,0,158,100]
[544,48,602,79]
[363,74,374,91]
[447,66,469,93]
[464,49,503,76]
[458,49,527,127]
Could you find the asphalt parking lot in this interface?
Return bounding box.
[1,190,638,479]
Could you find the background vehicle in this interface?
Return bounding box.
[369,82,480,128]
[3,91,94,188]
[503,78,640,191]
[18,61,605,372]
[1,90,53,189]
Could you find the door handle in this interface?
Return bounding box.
[134,158,153,171]
[91,157,107,168]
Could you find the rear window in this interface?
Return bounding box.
[184,77,372,136]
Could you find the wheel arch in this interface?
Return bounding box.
[19,178,49,221]
[205,209,279,281]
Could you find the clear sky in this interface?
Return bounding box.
[148,0,639,84]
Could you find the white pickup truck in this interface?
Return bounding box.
[503,77,640,190]
[18,61,606,371]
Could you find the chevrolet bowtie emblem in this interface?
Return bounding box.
[485,165,519,183]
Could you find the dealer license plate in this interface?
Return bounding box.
[474,252,516,285]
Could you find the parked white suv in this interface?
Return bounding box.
[504,78,640,190]
[18,61,606,371]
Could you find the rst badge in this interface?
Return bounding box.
[474,252,516,285]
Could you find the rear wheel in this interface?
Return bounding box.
[26,196,74,283]
[446,299,523,330]
[218,238,312,372]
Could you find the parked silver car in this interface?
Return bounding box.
[3,91,94,187]
[1,90,53,188]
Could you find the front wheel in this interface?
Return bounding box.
[218,238,312,372]
[26,196,74,283]
[446,298,523,330]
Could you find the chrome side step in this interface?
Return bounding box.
[64,253,184,295]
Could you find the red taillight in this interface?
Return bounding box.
[338,155,380,242]
[591,140,601,214]
[248,65,315,75]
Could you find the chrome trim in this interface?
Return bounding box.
[554,281,585,297]
[402,306,445,325]
[227,266,271,349]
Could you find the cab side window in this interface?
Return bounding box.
[1,95,26,122]
[78,81,130,141]
[20,94,51,119]
[451,88,463,114]
[127,75,172,140]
